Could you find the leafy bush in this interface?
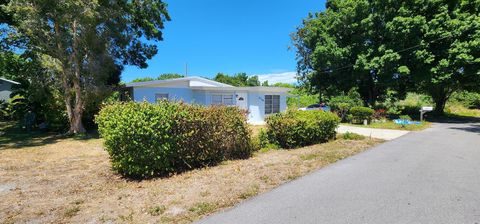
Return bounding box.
[396,93,433,118]
[399,115,412,121]
[328,88,363,122]
[265,110,340,149]
[349,106,374,124]
[449,91,480,109]
[372,109,387,121]
[341,132,365,140]
[256,129,270,149]
[286,89,319,108]
[0,100,8,121]
[95,101,255,178]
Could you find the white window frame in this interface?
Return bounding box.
[212,94,235,106]
[155,93,169,101]
[212,95,223,105]
[265,95,280,115]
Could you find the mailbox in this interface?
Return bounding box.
[421,106,433,111]
[420,106,433,121]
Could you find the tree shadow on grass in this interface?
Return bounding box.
[0,121,99,150]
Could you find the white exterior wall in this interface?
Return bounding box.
[247,92,287,125]
[192,90,208,105]
[133,87,196,103]
[204,91,236,105]
[0,81,13,102]
[132,86,288,124]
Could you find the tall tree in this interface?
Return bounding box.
[4,0,170,133]
[293,0,480,113]
[214,72,261,87]
[131,73,184,83]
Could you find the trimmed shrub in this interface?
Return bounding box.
[95,101,255,178]
[349,106,374,124]
[265,110,340,149]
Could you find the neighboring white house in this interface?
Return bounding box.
[126,76,291,124]
[0,77,20,102]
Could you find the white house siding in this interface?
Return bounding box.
[192,90,208,105]
[204,91,236,105]
[0,81,13,102]
[127,77,290,124]
[247,92,287,125]
[133,87,194,103]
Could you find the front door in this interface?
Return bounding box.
[236,92,248,110]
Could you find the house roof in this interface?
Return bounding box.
[0,77,20,85]
[190,86,292,93]
[126,76,233,88]
[125,76,292,93]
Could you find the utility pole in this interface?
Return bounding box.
[185,63,188,77]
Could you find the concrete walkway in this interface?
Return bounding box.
[198,121,480,224]
[337,124,410,140]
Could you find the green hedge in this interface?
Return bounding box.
[95,101,254,178]
[349,106,374,124]
[265,110,340,149]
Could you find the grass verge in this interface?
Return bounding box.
[445,103,480,118]
[0,135,382,223]
[343,120,431,131]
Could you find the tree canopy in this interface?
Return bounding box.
[3,0,170,133]
[131,73,184,83]
[293,0,480,113]
[213,73,261,87]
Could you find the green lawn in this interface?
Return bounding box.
[343,120,431,131]
[445,103,480,118]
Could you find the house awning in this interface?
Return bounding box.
[0,77,20,85]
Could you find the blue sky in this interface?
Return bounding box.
[122,0,326,83]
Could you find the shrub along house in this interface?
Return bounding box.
[126,76,291,124]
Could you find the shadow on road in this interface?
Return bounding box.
[448,124,480,134]
[428,115,480,124]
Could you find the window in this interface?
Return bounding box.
[212,95,223,104]
[265,95,280,114]
[223,95,233,105]
[212,94,234,105]
[155,93,169,101]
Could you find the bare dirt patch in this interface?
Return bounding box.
[0,137,382,223]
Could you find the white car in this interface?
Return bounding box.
[299,104,331,111]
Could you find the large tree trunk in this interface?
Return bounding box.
[69,19,86,134]
[431,85,452,115]
[54,21,86,134]
[60,68,85,134]
[433,95,447,115]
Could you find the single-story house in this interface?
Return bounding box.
[0,77,20,102]
[126,76,291,124]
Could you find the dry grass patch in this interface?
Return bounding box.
[0,136,382,223]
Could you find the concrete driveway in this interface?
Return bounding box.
[198,121,480,224]
[337,125,410,140]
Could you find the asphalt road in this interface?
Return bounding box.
[198,121,480,224]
